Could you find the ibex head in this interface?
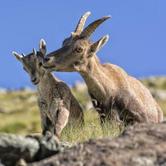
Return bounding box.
[43,12,110,72]
[12,39,47,85]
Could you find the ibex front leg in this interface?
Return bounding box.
[49,99,69,139]
[55,107,70,138]
[91,97,108,126]
[38,100,54,136]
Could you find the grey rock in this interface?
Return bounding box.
[31,122,166,166]
[0,134,68,166]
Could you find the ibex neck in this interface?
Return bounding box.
[80,55,113,102]
[37,72,59,93]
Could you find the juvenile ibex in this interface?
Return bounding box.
[42,12,163,126]
[12,39,84,139]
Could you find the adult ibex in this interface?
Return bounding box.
[42,12,163,126]
[12,39,84,140]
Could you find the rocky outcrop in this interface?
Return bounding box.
[31,122,166,166]
[0,122,166,166]
[0,134,70,166]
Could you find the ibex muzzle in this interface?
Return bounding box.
[12,47,45,85]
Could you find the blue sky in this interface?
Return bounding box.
[0,0,166,88]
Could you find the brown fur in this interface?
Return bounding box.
[42,12,163,125]
[12,39,84,139]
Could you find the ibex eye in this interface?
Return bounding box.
[75,47,83,53]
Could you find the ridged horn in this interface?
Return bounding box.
[80,16,111,38]
[74,11,91,35]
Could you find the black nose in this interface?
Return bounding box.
[31,77,37,83]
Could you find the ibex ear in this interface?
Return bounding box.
[39,39,47,56]
[33,48,37,56]
[12,51,23,62]
[89,35,109,57]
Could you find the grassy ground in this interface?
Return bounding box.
[0,78,166,143]
[0,89,121,143]
[0,106,121,143]
[0,99,121,140]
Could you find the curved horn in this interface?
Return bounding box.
[80,16,111,38]
[74,11,91,35]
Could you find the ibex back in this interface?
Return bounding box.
[12,39,84,139]
[42,12,163,126]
